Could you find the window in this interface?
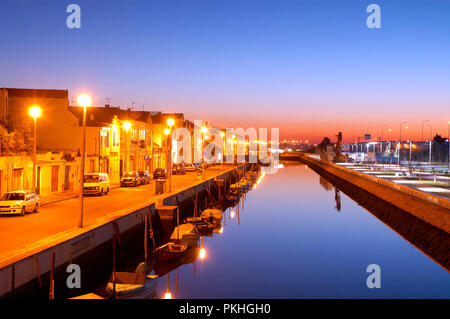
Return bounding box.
[1,193,25,201]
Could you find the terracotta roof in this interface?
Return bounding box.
[3,88,68,99]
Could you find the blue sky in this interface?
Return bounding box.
[1,0,449,141]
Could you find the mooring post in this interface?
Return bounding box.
[176,267,179,292]
[144,211,148,263]
[112,233,117,299]
[34,255,42,289]
[11,264,15,297]
[49,252,55,299]
[148,207,156,248]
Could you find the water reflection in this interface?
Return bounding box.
[153,164,449,298]
[94,163,449,299]
[334,189,341,212]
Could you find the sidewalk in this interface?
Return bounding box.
[40,183,122,207]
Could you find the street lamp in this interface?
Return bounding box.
[29,106,42,193]
[77,93,92,228]
[123,121,132,172]
[421,120,430,142]
[448,120,450,170]
[201,126,208,178]
[399,122,408,165]
[166,118,175,192]
[220,131,225,171]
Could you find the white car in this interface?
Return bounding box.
[0,190,40,215]
[185,163,197,172]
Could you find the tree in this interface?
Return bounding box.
[0,125,33,155]
[318,137,332,151]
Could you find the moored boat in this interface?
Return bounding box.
[170,223,200,247]
[106,272,159,299]
[200,208,222,223]
[153,242,187,262]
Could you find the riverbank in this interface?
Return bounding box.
[299,154,450,233]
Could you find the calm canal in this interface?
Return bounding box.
[154,164,450,298]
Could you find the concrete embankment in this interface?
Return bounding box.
[0,165,246,299]
[299,154,450,233]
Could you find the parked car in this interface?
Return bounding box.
[138,170,151,184]
[84,173,110,195]
[172,163,186,175]
[121,171,141,187]
[185,163,197,172]
[0,190,40,215]
[153,168,168,179]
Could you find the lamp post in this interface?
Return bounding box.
[421,120,430,142]
[220,131,225,172]
[123,121,132,173]
[29,106,42,192]
[77,94,92,228]
[399,122,408,165]
[166,118,175,192]
[448,121,450,170]
[201,126,208,179]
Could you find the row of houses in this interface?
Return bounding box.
[0,88,200,197]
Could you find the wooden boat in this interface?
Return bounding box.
[196,222,215,236]
[153,242,187,262]
[170,223,200,247]
[225,191,239,202]
[201,208,222,223]
[154,245,200,277]
[70,293,105,299]
[230,182,242,192]
[106,272,159,299]
[186,216,203,224]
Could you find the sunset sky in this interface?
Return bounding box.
[1,0,449,143]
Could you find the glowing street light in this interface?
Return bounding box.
[29,105,42,192]
[165,118,175,192]
[29,106,42,119]
[77,93,92,228]
[122,121,132,172]
[167,118,175,127]
[123,121,132,131]
[201,126,208,179]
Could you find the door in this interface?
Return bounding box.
[64,166,70,191]
[12,169,23,190]
[51,166,59,192]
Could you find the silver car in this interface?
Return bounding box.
[0,190,40,215]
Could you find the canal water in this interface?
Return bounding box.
[155,164,450,298]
